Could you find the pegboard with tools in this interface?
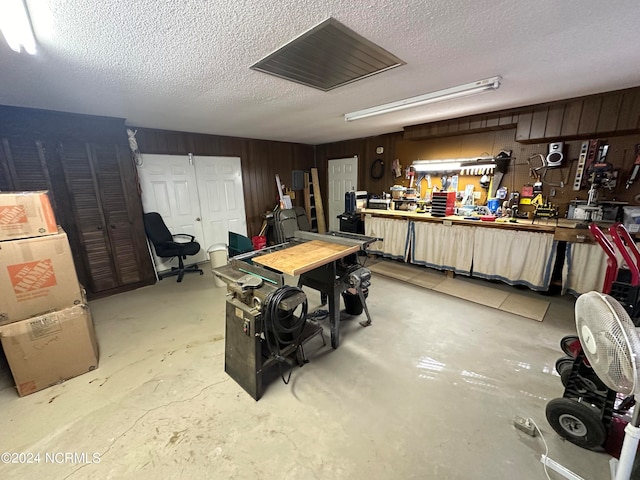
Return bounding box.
[396,128,640,217]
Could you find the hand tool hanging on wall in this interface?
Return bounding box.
[573,141,589,190]
[542,160,572,187]
[626,144,640,189]
[392,159,402,178]
[581,139,606,189]
[489,151,511,198]
[527,154,545,181]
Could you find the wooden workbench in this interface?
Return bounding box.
[361,208,638,294]
[359,208,580,233]
[253,240,359,276]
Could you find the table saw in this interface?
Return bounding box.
[213,230,378,399]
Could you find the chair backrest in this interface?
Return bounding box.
[228,231,253,257]
[143,212,173,245]
[293,206,311,232]
[276,209,299,242]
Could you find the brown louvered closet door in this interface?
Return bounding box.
[89,144,142,285]
[0,107,155,299]
[59,142,118,292]
[0,137,54,197]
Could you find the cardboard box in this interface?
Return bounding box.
[623,206,640,234]
[0,228,83,326]
[0,304,98,396]
[0,191,57,241]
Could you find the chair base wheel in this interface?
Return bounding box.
[158,263,204,282]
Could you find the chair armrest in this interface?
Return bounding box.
[172,233,196,242]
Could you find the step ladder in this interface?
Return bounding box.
[304,168,326,233]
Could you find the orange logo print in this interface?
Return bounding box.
[0,205,27,225]
[8,259,57,294]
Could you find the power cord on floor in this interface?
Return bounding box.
[527,418,552,480]
[307,309,329,321]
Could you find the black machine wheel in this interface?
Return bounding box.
[546,398,607,449]
[560,335,580,356]
[555,356,574,375]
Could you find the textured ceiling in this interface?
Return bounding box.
[0,0,639,144]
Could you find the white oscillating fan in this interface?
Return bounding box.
[575,291,640,480]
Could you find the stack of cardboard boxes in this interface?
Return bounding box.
[0,191,98,396]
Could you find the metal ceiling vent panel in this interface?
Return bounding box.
[250,18,405,91]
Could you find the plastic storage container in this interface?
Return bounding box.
[252,235,267,250]
[342,288,369,315]
[208,244,228,287]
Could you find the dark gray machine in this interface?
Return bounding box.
[215,259,316,400]
[214,230,379,400]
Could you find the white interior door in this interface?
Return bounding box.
[328,156,358,231]
[137,154,248,271]
[137,154,208,270]
[194,156,247,246]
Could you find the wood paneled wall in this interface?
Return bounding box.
[132,128,315,237]
[316,87,640,217]
[403,86,640,143]
[314,132,404,198]
[0,106,128,144]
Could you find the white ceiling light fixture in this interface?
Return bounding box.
[412,160,462,172]
[0,0,37,55]
[413,156,496,173]
[344,76,501,122]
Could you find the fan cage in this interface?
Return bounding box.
[575,291,640,395]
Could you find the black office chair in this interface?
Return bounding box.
[143,212,204,282]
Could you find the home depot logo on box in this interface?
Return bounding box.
[0,205,28,226]
[7,259,57,301]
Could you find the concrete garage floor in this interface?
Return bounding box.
[0,264,612,479]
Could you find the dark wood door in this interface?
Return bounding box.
[0,137,53,196]
[0,107,155,299]
[59,141,154,294]
[89,143,144,286]
[59,142,117,292]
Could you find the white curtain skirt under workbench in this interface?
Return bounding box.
[364,215,557,290]
[562,239,640,296]
[471,228,557,291]
[410,222,474,275]
[364,215,410,260]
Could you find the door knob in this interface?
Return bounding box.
[196,217,201,221]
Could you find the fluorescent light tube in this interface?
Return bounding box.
[345,76,501,122]
[412,161,462,172]
[0,0,37,54]
[413,156,496,173]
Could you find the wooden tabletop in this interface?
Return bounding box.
[253,240,359,276]
[360,208,579,233]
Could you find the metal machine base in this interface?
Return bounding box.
[224,294,323,400]
[216,230,379,398]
